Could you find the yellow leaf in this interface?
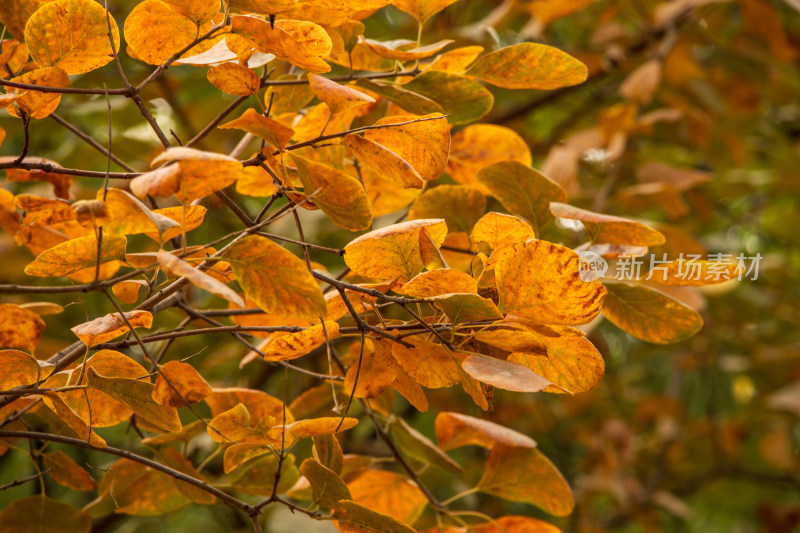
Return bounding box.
[59,349,148,427]
[18,301,65,316]
[0,0,49,41]
[71,310,153,346]
[25,0,120,74]
[264,74,315,114]
[391,0,459,23]
[207,63,261,95]
[129,164,181,199]
[0,496,91,533]
[477,161,566,232]
[6,66,69,119]
[207,403,268,443]
[86,367,182,433]
[24,234,127,278]
[146,205,207,242]
[343,219,447,281]
[409,185,486,234]
[400,71,494,124]
[223,443,274,473]
[291,0,390,27]
[124,0,214,65]
[260,322,339,361]
[447,124,531,190]
[152,360,213,407]
[100,188,180,236]
[364,113,449,182]
[344,339,399,399]
[361,164,422,216]
[0,305,45,354]
[471,212,535,252]
[648,259,741,286]
[471,516,563,533]
[219,108,294,149]
[478,445,574,516]
[229,0,297,14]
[289,153,373,231]
[206,387,293,426]
[333,500,416,533]
[467,43,587,90]
[2,156,72,199]
[299,458,351,509]
[0,348,45,388]
[347,469,428,526]
[391,339,460,389]
[602,283,703,343]
[344,133,423,189]
[231,16,331,73]
[41,391,107,448]
[426,45,483,72]
[435,411,537,451]
[400,268,477,297]
[495,240,606,325]
[224,234,327,320]
[111,279,148,304]
[430,293,503,323]
[308,73,375,114]
[93,459,191,516]
[236,164,278,198]
[158,249,245,308]
[360,38,453,61]
[280,417,358,441]
[550,202,665,246]
[162,0,220,25]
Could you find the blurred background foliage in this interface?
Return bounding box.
[1,0,799,532]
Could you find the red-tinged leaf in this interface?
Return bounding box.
[71,310,153,347]
[0,496,91,533]
[152,360,213,407]
[467,43,587,90]
[495,240,606,325]
[478,445,575,516]
[434,412,537,451]
[86,367,182,433]
[24,234,127,278]
[550,202,665,246]
[0,305,46,354]
[602,282,704,344]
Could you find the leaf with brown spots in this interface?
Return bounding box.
[260,322,340,362]
[495,240,606,325]
[364,113,449,182]
[158,249,245,308]
[0,305,46,354]
[467,43,587,90]
[400,268,477,297]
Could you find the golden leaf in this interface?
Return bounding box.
[308,73,375,114]
[447,124,532,190]
[471,212,535,252]
[0,305,45,354]
[24,234,127,278]
[260,322,339,362]
[344,133,423,189]
[152,360,213,407]
[467,43,587,90]
[6,66,69,119]
[364,113,449,182]
[219,108,294,149]
[550,202,665,246]
[124,0,214,65]
[71,310,152,346]
[435,411,538,451]
[207,63,261,96]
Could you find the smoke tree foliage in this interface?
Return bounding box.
[0,0,797,531]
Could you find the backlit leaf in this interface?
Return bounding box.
[219,108,294,149]
[231,16,331,73]
[139,147,243,202]
[467,43,587,90]
[42,450,97,491]
[124,0,214,65]
[471,212,535,252]
[477,161,566,232]
[0,305,45,354]
[146,205,207,242]
[152,360,213,407]
[602,283,703,344]
[347,469,428,526]
[495,240,606,325]
[333,500,416,533]
[281,417,358,441]
[508,333,604,394]
[426,45,483,72]
[162,0,220,25]
[6,66,69,119]
[24,234,127,278]
[364,113,449,182]
[344,133,423,189]
[478,445,575,516]
[207,63,261,96]
[206,387,293,425]
[345,339,399,398]
[86,367,182,433]
[361,38,453,61]
[400,268,477,297]
[0,0,49,40]
[71,310,152,346]
[429,293,503,323]
[101,188,180,237]
[391,0,459,23]
[229,0,297,14]
[41,391,107,447]
[391,339,461,388]
[111,280,147,304]
[388,416,462,472]
[289,153,373,231]
[471,515,563,533]
[224,234,327,319]
[343,219,447,281]
[462,354,553,392]
[25,0,120,74]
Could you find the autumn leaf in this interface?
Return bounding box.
[6,67,69,119]
[219,108,294,149]
[152,360,213,407]
[25,0,120,74]
[42,450,97,491]
[231,16,331,73]
[101,188,180,237]
[308,73,375,114]
[361,38,453,61]
[124,0,214,65]
[391,339,461,389]
[300,457,352,508]
[0,496,91,533]
[260,322,340,361]
[467,43,588,90]
[0,305,46,354]
[409,185,486,234]
[24,234,127,278]
[462,354,553,393]
[495,240,607,325]
[435,411,538,451]
[601,282,704,344]
[347,469,428,526]
[401,71,494,124]
[224,235,327,320]
[343,133,423,189]
[41,391,107,448]
[71,310,152,347]
[400,268,478,297]
[471,212,536,252]
[388,416,462,472]
[364,113,449,182]
[158,249,245,308]
[207,63,261,96]
[392,0,459,23]
[550,202,665,246]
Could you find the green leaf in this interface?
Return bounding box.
[402,71,494,124]
[300,457,352,508]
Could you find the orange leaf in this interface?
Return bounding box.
[345,339,399,399]
[6,67,69,119]
[71,310,153,346]
[471,516,563,533]
[207,63,261,96]
[231,16,331,73]
[42,450,97,491]
[111,280,148,304]
[158,249,245,308]
[152,360,212,407]
[280,417,358,441]
[344,133,423,189]
[550,202,665,247]
[2,156,72,199]
[100,188,180,236]
[462,354,553,392]
[467,43,587,90]
[347,469,428,525]
[219,108,294,149]
[364,113,449,182]
[146,205,207,242]
[260,322,339,362]
[409,185,486,234]
[360,38,453,61]
[206,387,293,426]
[161,0,220,25]
[391,0,459,23]
[400,269,477,297]
[0,305,46,354]
[434,411,537,451]
[24,234,127,278]
[495,240,606,325]
[471,212,536,252]
[124,0,214,65]
[308,73,375,114]
[0,496,91,533]
[391,339,461,389]
[25,0,120,74]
